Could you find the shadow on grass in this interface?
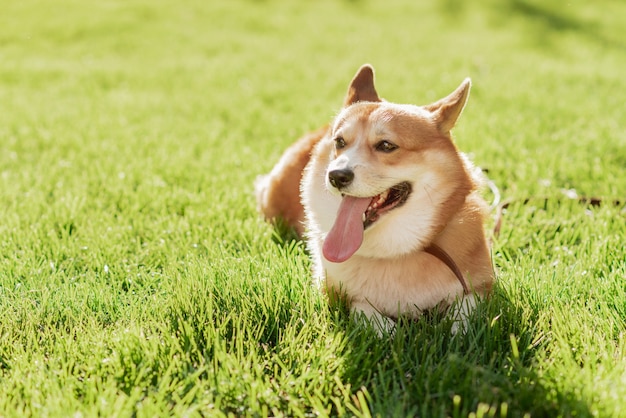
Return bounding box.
[506,0,624,50]
[333,286,592,417]
[506,0,585,32]
[441,0,625,52]
[269,217,302,247]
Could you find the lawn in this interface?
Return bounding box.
[0,0,625,416]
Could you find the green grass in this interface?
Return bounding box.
[1,0,625,416]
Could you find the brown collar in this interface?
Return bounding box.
[424,243,470,295]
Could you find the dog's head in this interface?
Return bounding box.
[321,65,474,262]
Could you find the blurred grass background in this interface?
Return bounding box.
[0,0,625,416]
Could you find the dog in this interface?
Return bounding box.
[256,64,494,332]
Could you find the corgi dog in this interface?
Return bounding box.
[256,64,494,332]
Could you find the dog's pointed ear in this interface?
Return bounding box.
[425,78,471,134]
[343,64,381,106]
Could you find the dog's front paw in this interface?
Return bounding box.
[351,302,396,337]
[448,293,479,335]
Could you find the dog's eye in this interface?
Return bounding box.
[375,140,398,153]
[334,136,346,150]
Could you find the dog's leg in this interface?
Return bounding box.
[448,293,478,335]
[351,300,396,336]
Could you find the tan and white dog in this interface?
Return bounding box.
[256,64,494,332]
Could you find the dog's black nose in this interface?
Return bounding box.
[328,169,354,189]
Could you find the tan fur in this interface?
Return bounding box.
[255,125,327,236]
[256,64,494,331]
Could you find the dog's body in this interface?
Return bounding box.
[256,65,494,331]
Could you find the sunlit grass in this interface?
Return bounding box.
[0,0,625,416]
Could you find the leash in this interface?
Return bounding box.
[424,243,470,295]
[492,196,625,239]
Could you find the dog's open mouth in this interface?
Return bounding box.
[322,181,412,263]
[362,181,412,229]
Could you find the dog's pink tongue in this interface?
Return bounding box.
[323,196,371,263]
